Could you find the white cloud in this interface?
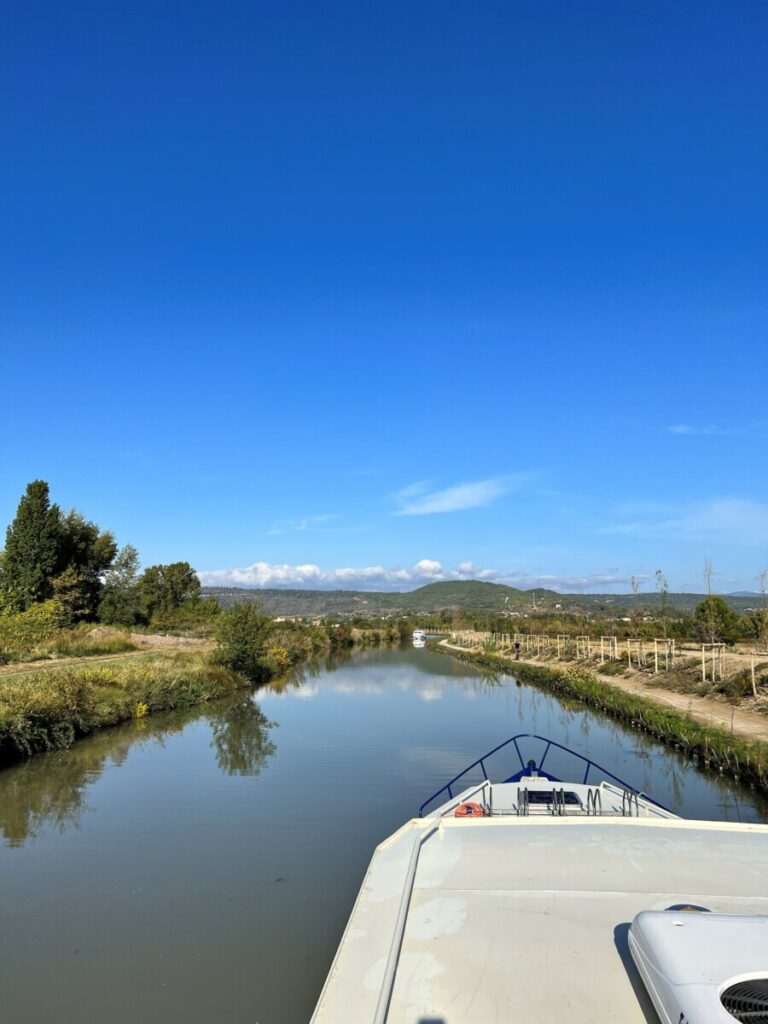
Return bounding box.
[198,558,500,590]
[393,474,530,516]
[197,560,662,594]
[604,498,768,546]
[200,562,326,587]
[197,558,642,593]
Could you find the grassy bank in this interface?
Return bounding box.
[0,617,411,768]
[0,609,140,665]
[438,645,768,795]
[0,651,250,765]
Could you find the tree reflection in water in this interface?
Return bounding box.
[207,696,276,776]
[0,694,277,846]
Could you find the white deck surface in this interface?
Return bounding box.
[312,809,768,1024]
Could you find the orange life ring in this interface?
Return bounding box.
[454,801,486,818]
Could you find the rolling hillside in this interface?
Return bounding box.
[204,577,765,614]
[202,580,553,616]
[201,580,763,618]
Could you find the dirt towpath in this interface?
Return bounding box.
[0,633,213,681]
[439,640,768,744]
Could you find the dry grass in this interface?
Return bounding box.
[0,651,249,763]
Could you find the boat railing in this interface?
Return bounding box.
[552,787,566,816]
[622,788,640,817]
[372,821,439,1024]
[586,787,603,816]
[419,732,665,816]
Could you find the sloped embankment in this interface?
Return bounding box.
[0,652,248,765]
[439,644,768,796]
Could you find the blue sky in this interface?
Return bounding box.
[2,1,767,593]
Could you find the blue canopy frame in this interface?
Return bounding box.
[418,732,669,816]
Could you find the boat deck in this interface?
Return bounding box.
[311,784,768,1023]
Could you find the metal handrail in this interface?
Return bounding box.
[372,822,438,1024]
[622,789,640,817]
[551,787,565,816]
[586,787,602,816]
[419,732,668,816]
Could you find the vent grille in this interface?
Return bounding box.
[721,979,768,1024]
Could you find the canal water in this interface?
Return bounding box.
[1,646,766,1023]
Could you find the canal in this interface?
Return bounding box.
[1,646,766,1022]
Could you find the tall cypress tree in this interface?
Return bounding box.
[0,480,61,611]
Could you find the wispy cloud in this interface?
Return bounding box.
[604,498,768,546]
[267,514,369,536]
[667,422,764,437]
[393,474,531,516]
[498,571,650,593]
[267,514,338,536]
[198,558,500,590]
[668,424,722,436]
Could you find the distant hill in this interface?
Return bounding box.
[201,579,763,618]
[202,580,558,617]
[577,592,761,612]
[387,580,560,611]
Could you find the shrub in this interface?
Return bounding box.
[215,604,273,680]
[52,630,136,658]
[264,644,292,674]
[149,597,220,634]
[0,600,63,658]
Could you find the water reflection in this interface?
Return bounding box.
[208,698,276,776]
[267,648,504,703]
[0,694,276,846]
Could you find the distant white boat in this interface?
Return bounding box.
[412,638,426,649]
[411,629,426,640]
[311,732,768,1024]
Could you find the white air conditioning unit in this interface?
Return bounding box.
[629,910,768,1024]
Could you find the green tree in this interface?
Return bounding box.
[215,603,273,679]
[52,565,92,625]
[54,510,118,622]
[0,481,61,612]
[694,596,742,645]
[744,609,768,650]
[99,544,142,626]
[137,562,201,621]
